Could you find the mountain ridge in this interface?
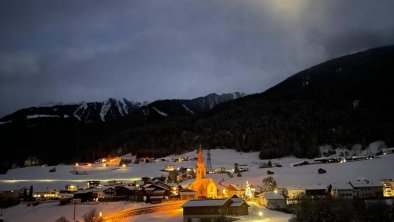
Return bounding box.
[0,92,245,123]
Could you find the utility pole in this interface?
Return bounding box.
[72,198,80,221]
[73,202,76,221]
[207,149,212,172]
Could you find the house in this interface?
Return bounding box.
[0,188,25,200]
[258,191,286,209]
[314,157,341,164]
[137,181,172,203]
[65,185,78,192]
[86,181,101,189]
[150,195,165,204]
[382,179,394,197]
[382,148,394,154]
[165,165,176,171]
[73,191,99,202]
[226,184,244,198]
[33,189,59,200]
[180,188,196,200]
[284,186,306,205]
[305,185,327,198]
[285,185,327,204]
[107,180,123,186]
[331,183,356,199]
[116,185,138,200]
[228,196,249,216]
[102,187,117,197]
[349,179,383,199]
[182,197,249,222]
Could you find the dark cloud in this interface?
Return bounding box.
[1,0,394,116]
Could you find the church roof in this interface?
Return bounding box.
[189,178,216,187]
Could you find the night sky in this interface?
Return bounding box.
[1,0,394,116]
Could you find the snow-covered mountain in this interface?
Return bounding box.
[73,98,141,123]
[138,92,245,118]
[0,92,244,124]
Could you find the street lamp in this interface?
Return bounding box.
[258,211,263,221]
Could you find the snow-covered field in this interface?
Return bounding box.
[1,147,394,222]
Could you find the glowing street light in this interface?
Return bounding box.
[258,211,263,221]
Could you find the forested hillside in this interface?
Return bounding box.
[1,45,394,173]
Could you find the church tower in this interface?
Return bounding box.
[196,145,206,180]
[189,145,218,198]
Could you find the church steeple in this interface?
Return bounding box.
[196,145,206,180]
[198,145,204,163]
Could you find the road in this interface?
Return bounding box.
[102,200,185,222]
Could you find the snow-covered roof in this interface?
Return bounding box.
[101,187,116,191]
[263,192,285,200]
[331,183,353,190]
[349,179,382,188]
[305,185,327,190]
[182,199,229,207]
[117,185,137,191]
[286,185,306,190]
[230,202,247,207]
[228,184,243,190]
[153,190,165,195]
[230,197,243,202]
[287,184,326,190]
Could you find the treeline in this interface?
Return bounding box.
[295,197,394,222]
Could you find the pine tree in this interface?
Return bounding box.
[245,181,253,198]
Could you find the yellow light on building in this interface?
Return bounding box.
[222,188,228,197]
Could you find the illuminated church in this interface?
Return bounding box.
[188,146,218,198]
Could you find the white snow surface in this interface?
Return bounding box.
[1,147,393,222]
[26,114,61,119]
[182,104,195,115]
[100,99,112,121]
[152,106,168,116]
[1,148,393,192]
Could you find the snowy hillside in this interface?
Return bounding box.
[1,147,393,222]
[1,147,393,192]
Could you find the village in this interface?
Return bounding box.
[1,146,394,222]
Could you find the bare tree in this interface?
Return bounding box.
[54,217,69,222]
[82,209,103,222]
